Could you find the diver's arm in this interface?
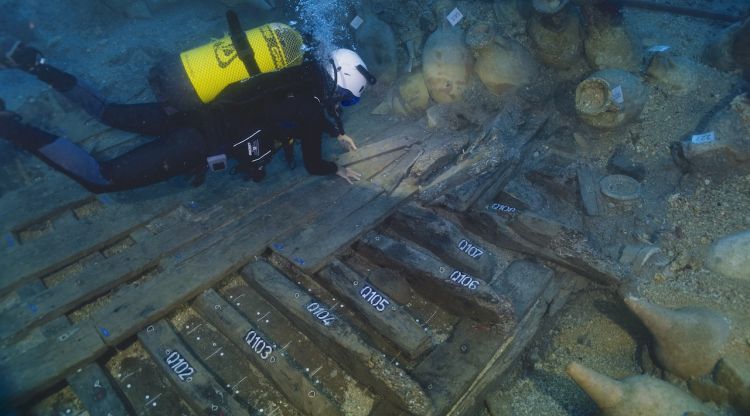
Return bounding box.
[300,131,338,175]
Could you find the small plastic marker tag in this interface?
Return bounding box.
[4,233,15,248]
[611,85,624,104]
[648,45,671,52]
[272,243,285,251]
[293,257,305,265]
[28,303,38,313]
[350,15,363,30]
[97,194,113,205]
[691,131,716,144]
[447,7,463,26]
[100,327,110,337]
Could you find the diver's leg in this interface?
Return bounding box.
[3,41,180,136]
[1,106,207,193]
[0,107,113,192]
[34,64,181,137]
[99,127,208,191]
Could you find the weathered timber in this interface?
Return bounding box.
[218,282,370,411]
[0,179,90,237]
[491,260,554,321]
[66,362,131,416]
[336,135,417,167]
[410,132,471,181]
[356,232,515,325]
[432,163,516,212]
[410,254,557,414]
[90,176,354,345]
[0,183,191,296]
[387,204,511,279]
[524,153,579,205]
[412,318,511,414]
[491,178,546,212]
[0,319,106,407]
[370,146,423,193]
[169,307,302,416]
[0,193,265,342]
[243,260,434,416]
[194,289,342,416]
[318,260,433,360]
[137,320,249,415]
[419,103,548,207]
[577,164,601,216]
[462,210,626,286]
[343,253,415,305]
[270,180,384,272]
[271,159,420,273]
[446,277,563,415]
[105,340,198,416]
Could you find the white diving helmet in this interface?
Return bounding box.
[327,48,376,106]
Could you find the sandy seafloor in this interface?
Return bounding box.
[1,0,749,415]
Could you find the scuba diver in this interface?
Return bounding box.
[0,17,376,193]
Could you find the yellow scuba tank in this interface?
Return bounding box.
[149,21,305,112]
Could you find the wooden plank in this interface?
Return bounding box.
[462,210,625,285]
[336,135,417,167]
[492,260,554,321]
[0,319,107,406]
[137,320,248,415]
[0,179,90,236]
[419,107,548,208]
[317,261,432,360]
[0,183,193,296]
[412,319,508,413]
[356,232,515,326]
[388,204,513,280]
[67,362,131,416]
[194,289,342,416]
[105,341,198,416]
[169,307,304,416]
[243,261,434,416]
[217,282,373,414]
[0,176,294,342]
[577,164,601,216]
[90,176,355,346]
[0,166,308,341]
[446,278,562,415]
[269,150,420,273]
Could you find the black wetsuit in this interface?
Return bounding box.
[0,62,345,193]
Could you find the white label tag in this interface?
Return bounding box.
[648,45,671,52]
[350,15,363,30]
[249,139,260,156]
[447,7,464,26]
[691,131,716,144]
[611,85,624,104]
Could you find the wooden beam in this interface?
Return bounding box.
[317,261,433,360]
[387,204,511,280]
[356,232,516,326]
[0,319,106,406]
[138,320,247,414]
[66,363,131,416]
[243,260,434,415]
[462,210,625,286]
[194,289,342,415]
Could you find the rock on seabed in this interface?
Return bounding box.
[705,229,750,281]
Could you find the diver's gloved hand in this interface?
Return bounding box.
[336,134,357,152]
[1,40,45,72]
[336,166,361,184]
